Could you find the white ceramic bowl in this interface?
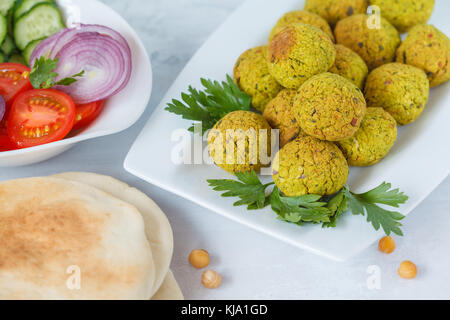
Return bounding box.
[0,0,152,167]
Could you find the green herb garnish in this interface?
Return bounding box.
[208,171,273,210]
[322,188,348,228]
[344,183,408,236]
[208,172,334,225]
[29,57,85,89]
[165,75,251,134]
[270,186,331,225]
[208,171,408,236]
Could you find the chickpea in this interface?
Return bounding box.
[378,236,396,254]
[189,249,210,269]
[202,270,222,289]
[398,261,418,279]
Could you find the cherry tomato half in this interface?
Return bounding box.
[0,127,16,152]
[7,89,76,149]
[0,63,32,108]
[72,100,104,131]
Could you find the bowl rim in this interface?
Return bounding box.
[0,0,152,158]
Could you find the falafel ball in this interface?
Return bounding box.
[334,14,401,70]
[263,89,301,147]
[267,23,336,89]
[364,63,429,125]
[304,0,368,26]
[294,73,367,141]
[396,24,450,87]
[233,46,283,112]
[329,44,369,89]
[371,0,435,33]
[337,107,397,166]
[269,10,334,42]
[207,111,272,174]
[272,135,349,197]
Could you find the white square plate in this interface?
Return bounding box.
[125,0,450,261]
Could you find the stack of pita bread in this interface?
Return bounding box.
[0,172,183,300]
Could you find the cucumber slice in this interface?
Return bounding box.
[8,52,25,64]
[0,51,6,63]
[14,0,54,21]
[23,37,43,65]
[0,14,7,46]
[1,35,15,55]
[0,0,16,16]
[14,3,64,50]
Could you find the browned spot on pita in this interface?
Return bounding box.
[0,178,147,298]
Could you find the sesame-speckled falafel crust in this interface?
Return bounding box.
[269,10,334,42]
[263,89,301,147]
[329,44,369,89]
[267,23,336,89]
[304,0,368,26]
[371,0,435,33]
[294,73,367,141]
[364,63,429,125]
[334,14,401,70]
[272,135,349,197]
[396,24,450,87]
[338,107,397,167]
[233,46,283,112]
[207,111,272,174]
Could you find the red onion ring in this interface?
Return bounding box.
[30,28,70,66]
[30,24,132,104]
[78,24,130,55]
[50,26,132,95]
[53,33,128,104]
[48,26,93,59]
[49,24,132,94]
[76,24,132,93]
[0,96,5,123]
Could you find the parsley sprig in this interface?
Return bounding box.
[29,57,85,89]
[270,187,331,224]
[208,171,334,226]
[208,171,273,210]
[165,75,251,134]
[208,171,408,236]
[322,188,348,228]
[344,184,407,236]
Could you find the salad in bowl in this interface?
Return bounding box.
[0,0,151,166]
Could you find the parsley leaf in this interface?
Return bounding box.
[29,57,85,89]
[207,171,273,210]
[354,182,409,207]
[322,188,349,228]
[270,187,331,225]
[165,75,251,134]
[345,183,407,236]
[29,57,59,89]
[55,70,85,86]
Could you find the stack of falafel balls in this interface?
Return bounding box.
[207,0,449,198]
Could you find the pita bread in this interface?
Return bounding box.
[0,177,155,300]
[151,270,184,300]
[52,172,174,297]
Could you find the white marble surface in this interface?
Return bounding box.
[1,0,449,300]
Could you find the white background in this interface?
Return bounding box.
[1,0,449,299]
